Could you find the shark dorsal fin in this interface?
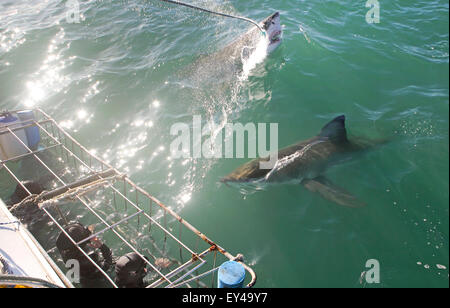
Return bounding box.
[318,115,348,143]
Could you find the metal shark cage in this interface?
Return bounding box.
[0,109,256,288]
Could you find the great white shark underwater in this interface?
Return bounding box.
[222,116,386,208]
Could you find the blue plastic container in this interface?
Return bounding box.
[217,261,246,288]
[17,110,40,150]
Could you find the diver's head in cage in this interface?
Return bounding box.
[56,223,92,251]
[5,180,46,229]
[8,180,44,206]
[115,252,149,288]
[56,223,113,285]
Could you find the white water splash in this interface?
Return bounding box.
[239,34,269,80]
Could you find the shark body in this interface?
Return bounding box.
[222,115,384,208]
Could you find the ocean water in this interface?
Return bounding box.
[0,0,449,288]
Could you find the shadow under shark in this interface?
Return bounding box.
[222,115,386,208]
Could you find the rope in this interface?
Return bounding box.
[0,254,13,275]
[38,174,124,209]
[9,174,124,213]
[158,0,265,34]
[0,221,20,228]
[8,194,40,213]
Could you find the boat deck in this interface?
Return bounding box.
[0,199,72,288]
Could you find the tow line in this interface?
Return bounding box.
[158,0,266,35]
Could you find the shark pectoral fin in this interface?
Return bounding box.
[302,176,366,208]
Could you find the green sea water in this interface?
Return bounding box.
[0,0,449,288]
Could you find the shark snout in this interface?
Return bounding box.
[263,12,282,51]
[263,12,280,30]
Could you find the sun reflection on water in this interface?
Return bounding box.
[0,28,26,53]
[23,28,71,108]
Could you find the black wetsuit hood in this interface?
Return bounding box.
[115,252,148,288]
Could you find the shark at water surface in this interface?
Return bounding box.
[222,115,386,208]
